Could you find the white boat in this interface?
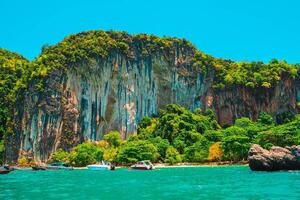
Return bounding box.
[130,160,155,170]
[87,161,115,170]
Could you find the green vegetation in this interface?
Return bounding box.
[31,30,196,78]
[0,49,30,135]
[164,147,182,164]
[68,142,104,167]
[51,149,70,163]
[104,131,122,147]
[0,30,298,95]
[5,30,296,92]
[212,59,298,89]
[0,49,31,160]
[0,140,4,165]
[50,104,300,166]
[0,30,299,165]
[17,156,33,167]
[117,140,158,163]
[50,142,104,167]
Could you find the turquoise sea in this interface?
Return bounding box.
[1,166,300,200]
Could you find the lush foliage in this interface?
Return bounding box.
[164,147,182,164]
[0,140,4,165]
[5,31,296,93]
[148,137,170,160]
[0,49,30,141]
[103,147,118,162]
[50,142,104,167]
[17,156,33,167]
[0,30,299,165]
[136,105,300,162]
[31,30,196,78]
[51,149,70,163]
[51,104,300,166]
[117,140,158,163]
[104,131,122,147]
[183,136,210,162]
[255,117,300,149]
[212,59,298,89]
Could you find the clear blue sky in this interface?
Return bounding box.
[1,0,299,63]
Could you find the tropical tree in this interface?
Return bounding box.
[69,142,103,167]
[104,131,122,147]
[164,147,182,164]
[117,140,158,163]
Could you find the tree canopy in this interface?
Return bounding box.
[49,105,300,166]
[0,30,299,165]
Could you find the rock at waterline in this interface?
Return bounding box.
[248,144,300,171]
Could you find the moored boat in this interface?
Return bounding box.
[87,160,115,170]
[47,162,73,170]
[0,165,12,174]
[130,160,155,170]
[32,166,47,170]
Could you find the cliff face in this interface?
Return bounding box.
[3,31,299,163]
[7,46,211,163]
[204,76,300,126]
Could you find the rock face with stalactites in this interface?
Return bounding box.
[3,31,300,164]
[248,144,300,171]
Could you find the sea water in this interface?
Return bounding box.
[0,166,299,200]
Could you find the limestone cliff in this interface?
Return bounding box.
[204,75,300,126]
[5,31,211,163]
[3,30,299,163]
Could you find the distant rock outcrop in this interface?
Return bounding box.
[248,144,300,171]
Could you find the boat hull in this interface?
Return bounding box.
[32,166,46,171]
[46,166,73,170]
[0,170,11,174]
[131,167,152,170]
[130,161,155,170]
[87,166,110,170]
[0,166,12,174]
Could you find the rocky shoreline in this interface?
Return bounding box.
[248,144,300,171]
[7,144,300,172]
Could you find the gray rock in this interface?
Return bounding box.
[248,144,300,171]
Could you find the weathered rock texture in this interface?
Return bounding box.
[207,76,300,126]
[7,44,211,163]
[248,144,300,171]
[4,32,300,164]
